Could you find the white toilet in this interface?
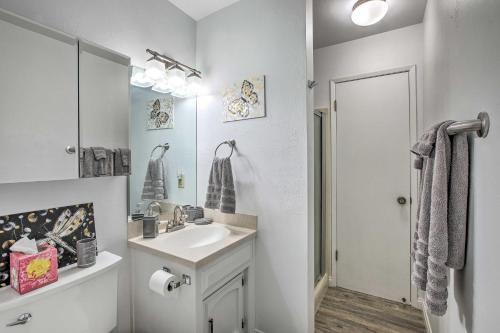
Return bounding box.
[0,251,121,333]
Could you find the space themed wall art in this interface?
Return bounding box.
[0,203,96,288]
[222,75,266,122]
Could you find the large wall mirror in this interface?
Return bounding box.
[129,85,197,215]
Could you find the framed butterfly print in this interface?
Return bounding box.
[222,75,266,122]
[146,96,174,129]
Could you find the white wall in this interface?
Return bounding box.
[423,0,500,332]
[195,0,312,331]
[0,1,196,332]
[314,24,424,117]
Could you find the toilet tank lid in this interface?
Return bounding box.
[0,251,122,312]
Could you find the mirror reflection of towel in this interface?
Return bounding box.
[141,158,167,200]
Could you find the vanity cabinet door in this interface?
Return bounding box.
[203,273,246,333]
[0,10,79,184]
[78,40,130,151]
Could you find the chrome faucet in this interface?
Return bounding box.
[166,205,186,233]
[145,201,162,217]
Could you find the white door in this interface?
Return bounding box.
[204,273,245,333]
[335,72,411,303]
[0,10,79,184]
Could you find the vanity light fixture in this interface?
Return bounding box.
[166,64,186,89]
[186,72,202,95]
[351,0,388,26]
[144,59,166,81]
[130,48,203,98]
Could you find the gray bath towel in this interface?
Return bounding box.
[411,122,445,291]
[426,121,454,316]
[447,133,469,270]
[205,157,236,214]
[412,121,470,316]
[141,158,168,200]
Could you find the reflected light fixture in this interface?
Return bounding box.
[351,0,388,26]
[130,67,154,88]
[151,79,173,94]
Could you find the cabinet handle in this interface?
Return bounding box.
[208,318,214,333]
[6,313,32,327]
[65,146,76,154]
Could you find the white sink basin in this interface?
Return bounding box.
[164,224,231,249]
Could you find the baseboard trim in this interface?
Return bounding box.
[419,298,432,333]
[254,329,265,333]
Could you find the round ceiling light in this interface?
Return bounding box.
[351,0,388,27]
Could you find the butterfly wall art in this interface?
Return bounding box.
[0,203,96,288]
[222,75,266,122]
[147,96,174,130]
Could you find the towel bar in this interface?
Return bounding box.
[150,143,170,159]
[446,112,490,138]
[214,140,236,158]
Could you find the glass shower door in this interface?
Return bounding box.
[314,110,326,285]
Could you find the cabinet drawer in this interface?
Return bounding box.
[200,241,252,296]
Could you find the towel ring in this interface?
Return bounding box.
[150,143,170,159]
[214,140,236,158]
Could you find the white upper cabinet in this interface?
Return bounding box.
[78,40,130,149]
[0,10,79,184]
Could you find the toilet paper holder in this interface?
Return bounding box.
[163,266,191,291]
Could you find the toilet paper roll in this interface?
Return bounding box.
[149,270,179,298]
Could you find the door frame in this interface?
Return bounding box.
[313,107,332,312]
[329,65,419,307]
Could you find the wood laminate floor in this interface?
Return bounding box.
[315,288,426,333]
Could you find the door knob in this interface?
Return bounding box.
[6,313,32,327]
[397,197,407,205]
[65,146,76,154]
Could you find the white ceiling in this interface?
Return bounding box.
[314,0,427,49]
[169,0,241,21]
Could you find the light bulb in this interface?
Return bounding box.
[351,0,388,27]
[167,64,186,89]
[186,72,203,96]
[172,86,190,98]
[130,67,154,88]
[152,79,173,94]
[145,60,166,81]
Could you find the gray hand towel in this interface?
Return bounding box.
[121,148,131,175]
[205,158,223,210]
[91,147,107,176]
[113,148,131,176]
[105,149,114,176]
[447,133,469,270]
[220,158,236,214]
[80,148,94,178]
[141,158,167,200]
[114,149,124,176]
[205,157,236,214]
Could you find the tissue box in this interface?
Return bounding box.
[10,245,58,295]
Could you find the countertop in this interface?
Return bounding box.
[127,223,256,268]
